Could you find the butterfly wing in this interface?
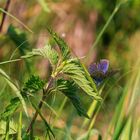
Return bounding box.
[88,63,98,74]
[88,59,116,85]
[97,59,109,74]
[89,63,102,84]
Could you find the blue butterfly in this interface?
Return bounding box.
[89,59,118,85]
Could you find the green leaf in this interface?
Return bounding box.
[21,44,59,65]
[43,44,59,65]
[7,25,30,55]
[22,75,45,94]
[81,63,98,93]
[0,98,21,120]
[61,59,101,101]
[0,68,28,117]
[47,27,70,60]
[57,79,89,118]
[7,25,31,72]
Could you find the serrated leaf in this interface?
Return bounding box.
[57,79,89,118]
[7,25,30,52]
[0,97,21,120]
[21,44,58,65]
[22,75,45,94]
[61,60,101,101]
[47,27,70,60]
[7,25,31,72]
[43,44,59,65]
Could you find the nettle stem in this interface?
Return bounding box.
[26,77,54,134]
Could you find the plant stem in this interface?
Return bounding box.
[26,77,53,134]
[0,58,22,65]
[0,0,11,33]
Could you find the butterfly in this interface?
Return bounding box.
[88,59,119,85]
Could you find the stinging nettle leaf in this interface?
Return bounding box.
[43,44,59,65]
[7,25,30,55]
[21,44,59,65]
[7,25,31,72]
[0,97,21,120]
[57,79,89,118]
[61,59,102,101]
[22,75,45,94]
[47,27,70,60]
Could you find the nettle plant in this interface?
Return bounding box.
[0,28,102,139]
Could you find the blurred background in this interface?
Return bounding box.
[0,0,140,139]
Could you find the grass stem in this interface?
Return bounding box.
[0,0,11,33]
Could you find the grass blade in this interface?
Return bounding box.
[0,8,33,33]
[31,101,55,138]
[17,112,22,140]
[0,68,28,117]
